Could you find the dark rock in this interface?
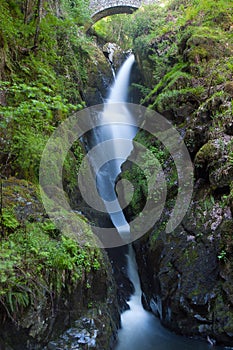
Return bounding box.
[103,43,127,71]
[194,136,233,188]
[107,246,134,312]
[135,186,233,346]
[225,121,233,136]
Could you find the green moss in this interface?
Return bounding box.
[188,286,204,299]
[150,222,166,247]
[0,178,102,321]
[186,28,231,62]
[181,246,199,268]
[224,81,233,97]
[188,45,208,62]
[194,142,219,168]
[142,62,188,104]
[153,86,204,111]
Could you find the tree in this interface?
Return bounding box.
[34,0,43,48]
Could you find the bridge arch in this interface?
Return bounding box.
[89,1,151,24]
[91,5,139,24]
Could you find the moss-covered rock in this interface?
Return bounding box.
[184,27,232,63]
[0,178,120,349]
[224,81,233,97]
[194,136,233,188]
[84,44,113,106]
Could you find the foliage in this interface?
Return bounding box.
[0,186,101,320]
[120,130,177,218]
[1,209,19,231]
[0,176,103,321]
[0,0,93,181]
[112,0,233,125]
[142,63,189,104]
[0,222,101,318]
[0,81,79,181]
[0,0,104,324]
[97,0,233,230]
[62,0,91,26]
[93,14,132,49]
[131,83,151,99]
[154,86,205,111]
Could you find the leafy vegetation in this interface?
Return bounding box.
[93,14,133,50]
[0,0,92,181]
[0,178,102,322]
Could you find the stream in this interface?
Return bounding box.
[92,55,228,350]
[114,245,227,350]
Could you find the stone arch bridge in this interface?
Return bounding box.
[90,0,156,23]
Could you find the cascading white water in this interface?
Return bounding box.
[107,54,135,103]
[96,54,137,237]
[87,54,225,350]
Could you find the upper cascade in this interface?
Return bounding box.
[99,54,137,239]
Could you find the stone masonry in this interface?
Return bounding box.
[90,0,157,23]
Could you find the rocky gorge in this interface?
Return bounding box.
[0,0,233,348]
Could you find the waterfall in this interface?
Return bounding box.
[107,54,135,102]
[95,54,137,238]
[85,54,224,350]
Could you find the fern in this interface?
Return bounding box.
[153,86,205,111]
[142,62,188,104]
[132,83,151,98]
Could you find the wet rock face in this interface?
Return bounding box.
[46,318,99,350]
[149,233,219,330]
[83,41,132,106]
[194,135,233,188]
[107,246,134,312]
[123,0,233,345]
[134,158,233,344]
[103,43,129,72]
[84,45,113,106]
[135,176,233,346]
[46,311,119,350]
[133,27,233,344]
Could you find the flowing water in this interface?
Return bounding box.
[94,55,228,350]
[94,54,137,237]
[114,245,228,350]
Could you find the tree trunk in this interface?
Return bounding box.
[34,0,43,48]
[24,0,29,24]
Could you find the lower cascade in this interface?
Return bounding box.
[115,246,226,350]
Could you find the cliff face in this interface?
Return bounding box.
[136,205,233,345]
